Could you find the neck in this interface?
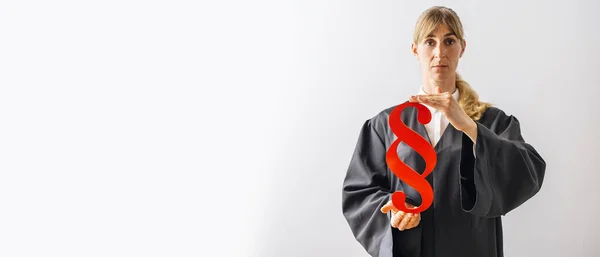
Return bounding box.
[422,74,457,94]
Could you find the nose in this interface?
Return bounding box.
[433,44,446,58]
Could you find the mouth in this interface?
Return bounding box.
[432,65,448,68]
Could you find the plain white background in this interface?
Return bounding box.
[0,0,598,256]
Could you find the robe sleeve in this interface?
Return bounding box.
[459,111,546,218]
[342,119,393,257]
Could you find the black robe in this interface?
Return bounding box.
[341,105,546,257]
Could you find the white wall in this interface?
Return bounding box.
[1,0,598,256]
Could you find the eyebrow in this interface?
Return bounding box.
[426,32,456,38]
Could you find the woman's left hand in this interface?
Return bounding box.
[409,86,478,142]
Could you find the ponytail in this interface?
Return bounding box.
[456,73,492,121]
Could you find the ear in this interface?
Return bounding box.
[459,39,466,58]
[411,42,418,60]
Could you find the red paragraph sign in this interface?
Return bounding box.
[386,102,437,214]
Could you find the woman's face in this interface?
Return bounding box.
[412,24,465,82]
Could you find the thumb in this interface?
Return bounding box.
[405,202,418,209]
[434,86,442,94]
[380,201,399,213]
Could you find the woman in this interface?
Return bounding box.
[341,6,546,257]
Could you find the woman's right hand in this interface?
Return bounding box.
[380,200,421,231]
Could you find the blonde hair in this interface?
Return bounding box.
[413,6,492,120]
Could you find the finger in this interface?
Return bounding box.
[398,213,413,231]
[417,94,446,103]
[410,94,444,105]
[404,202,416,209]
[380,201,398,213]
[404,216,415,230]
[418,91,451,98]
[391,211,405,228]
[416,98,443,110]
[416,96,447,110]
[406,214,420,229]
[399,213,415,231]
[390,212,399,228]
[413,214,422,228]
[409,213,421,229]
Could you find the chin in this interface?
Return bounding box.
[431,72,453,81]
[430,74,447,81]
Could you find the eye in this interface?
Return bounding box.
[425,40,435,46]
[445,39,456,45]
